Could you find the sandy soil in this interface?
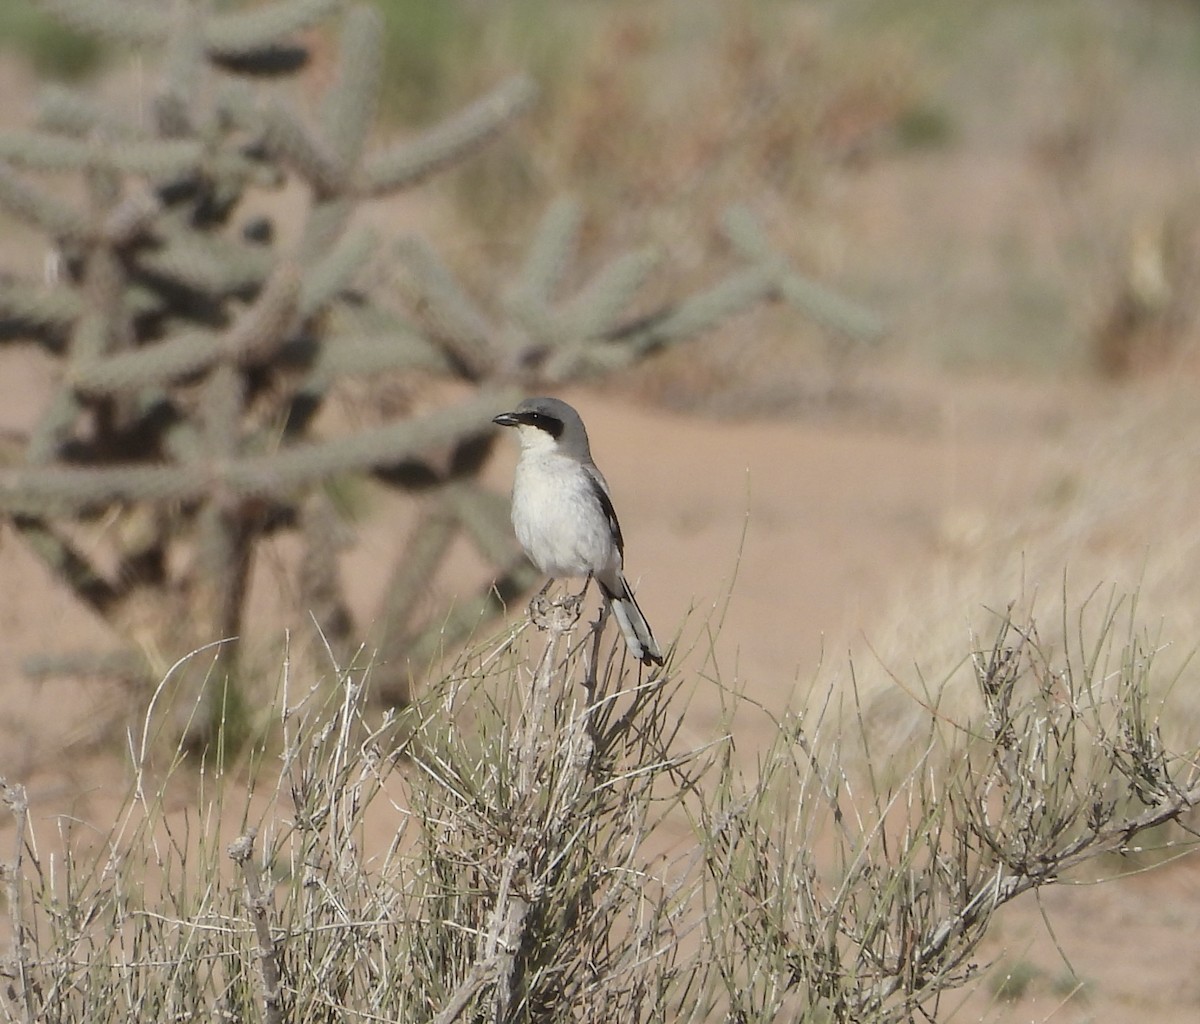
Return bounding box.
[3,364,1199,1022]
[4,3,1200,1015]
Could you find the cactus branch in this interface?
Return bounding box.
[35,0,172,44]
[512,197,582,304]
[0,162,87,240]
[394,237,496,378]
[1,0,877,735]
[319,4,383,169]
[11,515,117,617]
[261,102,346,196]
[0,389,519,513]
[206,0,339,59]
[362,76,536,194]
[0,131,204,178]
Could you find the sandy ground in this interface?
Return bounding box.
[3,364,1199,1022]
[3,3,1200,1015]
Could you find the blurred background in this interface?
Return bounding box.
[2,1,1200,1019]
[7,0,1200,385]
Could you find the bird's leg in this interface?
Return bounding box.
[561,572,591,618]
[529,577,556,620]
[571,572,593,603]
[588,592,611,648]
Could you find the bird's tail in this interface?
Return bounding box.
[598,571,664,666]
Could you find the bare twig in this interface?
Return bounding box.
[228,829,284,1024]
[0,780,34,1024]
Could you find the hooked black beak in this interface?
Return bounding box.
[492,411,520,427]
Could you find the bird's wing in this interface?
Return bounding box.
[584,463,624,559]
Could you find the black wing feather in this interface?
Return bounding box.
[586,473,624,559]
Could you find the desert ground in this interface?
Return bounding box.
[4,365,1199,1021]
[2,1,1200,1020]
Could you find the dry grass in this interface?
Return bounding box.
[3,577,1197,1022]
[853,387,1200,761]
[2,4,1200,1020]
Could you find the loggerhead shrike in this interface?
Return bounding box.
[493,397,664,666]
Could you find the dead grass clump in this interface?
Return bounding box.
[2,592,1197,1022]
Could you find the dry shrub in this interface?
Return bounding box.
[2,584,1197,1022]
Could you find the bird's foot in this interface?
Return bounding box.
[529,588,583,635]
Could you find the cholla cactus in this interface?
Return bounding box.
[0,0,877,748]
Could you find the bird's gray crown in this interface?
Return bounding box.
[493,397,592,459]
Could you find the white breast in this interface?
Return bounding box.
[511,451,621,579]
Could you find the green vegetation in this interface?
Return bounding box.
[0,2,104,80]
[989,959,1040,1003]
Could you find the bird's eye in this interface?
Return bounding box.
[527,412,564,438]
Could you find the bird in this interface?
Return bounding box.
[492,397,664,666]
